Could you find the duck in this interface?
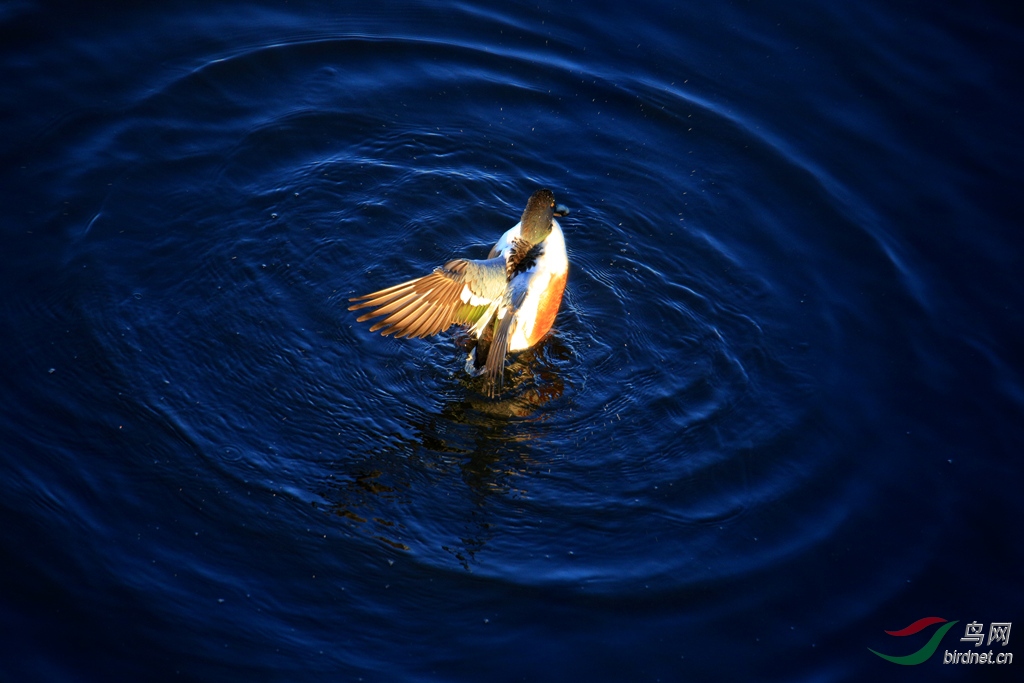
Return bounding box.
[349,189,569,396]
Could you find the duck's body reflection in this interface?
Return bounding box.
[321,334,571,568]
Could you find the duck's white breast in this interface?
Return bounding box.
[507,220,568,351]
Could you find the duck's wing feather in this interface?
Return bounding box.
[483,276,530,396]
[349,256,506,339]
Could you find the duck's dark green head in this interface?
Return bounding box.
[519,188,563,245]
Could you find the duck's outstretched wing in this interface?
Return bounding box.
[349,256,507,339]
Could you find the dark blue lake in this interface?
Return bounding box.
[2,1,1022,681]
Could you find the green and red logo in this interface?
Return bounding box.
[869,616,959,665]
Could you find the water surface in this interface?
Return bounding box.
[2,1,1022,681]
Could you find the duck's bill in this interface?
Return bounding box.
[553,203,570,217]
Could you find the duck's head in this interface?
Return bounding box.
[520,189,569,245]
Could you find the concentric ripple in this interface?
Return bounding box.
[25,24,899,592]
[2,4,963,677]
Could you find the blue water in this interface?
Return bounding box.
[3,1,1022,681]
